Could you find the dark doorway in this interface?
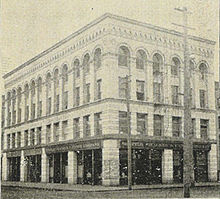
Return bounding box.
[194,150,208,182]
[8,157,20,181]
[49,152,68,183]
[173,150,183,183]
[150,149,162,184]
[26,155,41,182]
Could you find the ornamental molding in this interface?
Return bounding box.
[5,22,214,89]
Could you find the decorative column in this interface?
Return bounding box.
[20,150,25,182]
[208,144,218,181]
[68,151,77,184]
[2,153,8,181]
[102,140,120,186]
[162,149,173,183]
[41,148,49,182]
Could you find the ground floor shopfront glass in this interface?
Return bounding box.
[119,149,162,185]
[8,156,20,181]
[77,149,102,185]
[194,150,208,182]
[49,152,68,183]
[26,155,41,182]
[173,150,183,183]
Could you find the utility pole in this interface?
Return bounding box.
[125,74,132,190]
[173,7,194,198]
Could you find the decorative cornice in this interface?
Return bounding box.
[3,13,215,82]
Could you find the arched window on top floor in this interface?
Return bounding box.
[7,91,11,126]
[199,63,208,80]
[17,87,22,123]
[94,48,102,69]
[118,46,130,67]
[24,84,29,121]
[74,59,80,78]
[12,89,16,124]
[136,49,147,69]
[62,64,68,110]
[30,80,36,120]
[46,73,52,115]
[54,69,59,113]
[171,57,180,76]
[153,53,163,75]
[37,77,42,117]
[83,53,90,73]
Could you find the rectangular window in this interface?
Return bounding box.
[85,84,90,103]
[62,120,68,140]
[63,91,68,110]
[153,83,161,103]
[200,90,206,108]
[119,111,128,134]
[137,113,147,134]
[97,79,102,100]
[94,112,102,135]
[36,127,42,145]
[46,124,51,143]
[75,87,80,106]
[7,134,10,149]
[30,128,35,146]
[172,86,179,105]
[83,115,90,137]
[192,118,196,137]
[55,94,59,113]
[172,117,181,137]
[12,133,16,148]
[73,118,80,138]
[54,122,59,142]
[154,115,163,136]
[17,132,21,148]
[24,130,28,146]
[136,80,145,101]
[200,119,208,139]
[119,77,127,98]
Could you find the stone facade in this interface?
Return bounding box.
[1,13,218,185]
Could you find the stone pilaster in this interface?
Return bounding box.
[208,144,218,181]
[130,58,136,101]
[162,149,173,183]
[68,68,73,108]
[131,112,137,135]
[90,113,95,137]
[2,153,8,181]
[164,114,172,137]
[79,117,83,138]
[41,78,46,117]
[195,118,201,139]
[20,150,25,182]
[68,151,77,184]
[41,147,49,182]
[41,126,46,144]
[102,140,120,186]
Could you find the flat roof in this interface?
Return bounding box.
[3,13,216,79]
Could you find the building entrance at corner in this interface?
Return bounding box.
[77,149,102,185]
[119,149,162,185]
[49,152,68,183]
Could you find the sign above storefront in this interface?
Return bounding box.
[7,150,21,158]
[45,140,102,154]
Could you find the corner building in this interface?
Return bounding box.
[1,14,218,185]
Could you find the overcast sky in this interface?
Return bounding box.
[1,0,219,80]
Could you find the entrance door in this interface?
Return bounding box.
[173,150,183,183]
[150,149,162,184]
[54,153,61,183]
[194,150,208,182]
[94,149,102,185]
[133,149,149,185]
[83,150,92,185]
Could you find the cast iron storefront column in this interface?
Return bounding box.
[208,144,218,181]
[68,151,77,184]
[41,148,49,182]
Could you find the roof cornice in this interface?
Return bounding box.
[3,13,216,79]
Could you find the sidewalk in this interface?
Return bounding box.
[1,181,219,192]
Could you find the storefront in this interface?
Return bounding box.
[45,140,102,185]
[173,150,183,183]
[48,152,68,183]
[7,151,21,181]
[24,148,42,182]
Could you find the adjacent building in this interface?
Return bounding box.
[1,13,218,186]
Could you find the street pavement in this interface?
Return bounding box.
[1,185,220,199]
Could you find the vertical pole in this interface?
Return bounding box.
[92,150,95,185]
[182,7,194,198]
[126,75,132,190]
